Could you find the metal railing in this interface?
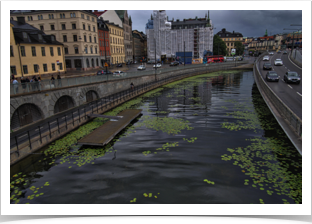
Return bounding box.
[253,52,302,138]
[10,62,238,164]
[10,61,246,96]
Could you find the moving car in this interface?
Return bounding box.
[266,71,279,82]
[153,63,162,68]
[116,63,123,67]
[284,71,300,84]
[274,58,283,66]
[147,60,155,64]
[263,56,270,61]
[269,52,274,55]
[277,50,281,53]
[283,51,288,54]
[137,65,146,70]
[263,63,272,70]
[170,61,179,66]
[126,61,132,65]
[113,71,125,77]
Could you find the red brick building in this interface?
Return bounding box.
[97,17,111,66]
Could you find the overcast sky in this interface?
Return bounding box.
[128,10,302,37]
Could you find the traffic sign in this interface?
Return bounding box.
[105,63,108,67]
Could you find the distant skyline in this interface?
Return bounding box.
[128,10,302,37]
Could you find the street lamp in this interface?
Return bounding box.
[283,28,300,55]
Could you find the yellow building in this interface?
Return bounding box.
[10,10,100,71]
[10,17,65,78]
[216,28,244,55]
[106,22,125,64]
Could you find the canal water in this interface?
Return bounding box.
[10,70,302,204]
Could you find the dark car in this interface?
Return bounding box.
[277,50,281,53]
[170,61,179,66]
[283,51,288,54]
[126,61,132,65]
[263,63,272,70]
[116,63,123,67]
[96,70,112,75]
[284,71,300,84]
[266,71,279,82]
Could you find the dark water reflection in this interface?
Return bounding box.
[10,71,302,204]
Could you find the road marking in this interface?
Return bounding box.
[288,85,293,89]
[297,92,302,97]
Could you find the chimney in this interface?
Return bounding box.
[94,10,98,12]
[233,31,235,34]
[17,17,26,24]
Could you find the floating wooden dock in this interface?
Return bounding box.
[78,109,142,146]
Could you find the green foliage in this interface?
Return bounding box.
[213,35,227,56]
[234,41,245,55]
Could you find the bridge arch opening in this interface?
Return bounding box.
[11,103,43,129]
[54,95,75,114]
[86,90,99,102]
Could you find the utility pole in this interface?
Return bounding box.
[283,28,300,55]
[154,38,157,81]
[184,41,185,66]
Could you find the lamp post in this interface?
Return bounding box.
[154,38,157,81]
[184,41,185,66]
[283,28,300,55]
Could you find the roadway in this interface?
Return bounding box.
[258,50,302,119]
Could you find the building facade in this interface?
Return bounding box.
[146,10,214,62]
[216,28,244,55]
[106,22,125,64]
[132,30,147,62]
[97,18,111,67]
[10,10,100,71]
[116,10,133,63]
[10,17,65,78]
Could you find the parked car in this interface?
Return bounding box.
[283,51,288,54]
[237,56,243,61]
[113,71,125,77]
[284,71,300,84]
[269,52,274,55]
[116,63,123,67]
[137,65,146,70]
[134,61,138,64]
[263,55,270,61]
[147,60,155,64]
[126,61,132,65]
[274,58,283,66]
[277,50,281,53]
[170,61,179,66]
[263,63,272,70]
[266,71,279,82]
[96,70,113,75]
[153,63,162,68]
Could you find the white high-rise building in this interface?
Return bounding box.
[146,10,214,61]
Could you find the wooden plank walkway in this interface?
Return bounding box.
[78,109,142,146]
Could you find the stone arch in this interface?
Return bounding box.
[91,58,94,67]
[54,95,75,114]
[86,90,99,102]
[11,103,43,130]
[86,58,90,68]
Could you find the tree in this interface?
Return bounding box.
[213,35,227,56]
[234,41,244,55]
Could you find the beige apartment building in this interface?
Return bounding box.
[10,10,100,71]
[216,28,244,55]
[106,22,125,64]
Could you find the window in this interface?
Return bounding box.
[73,13,76,17]
[11,17,14,20]
[34,64,39,73]
[31,46,36,56]
[51,35,55,41]
[88,25,91,31]
[73,35,77,42]
[40,25,44,31]
[81,14,84,19]
[23,32,28,39]
[84,35,87,42]
[89,36,92,42]
[59,63,63,70]
[83,24,85,30]
[58,47,61,56]
[85,47,88,54]
[52,63,56,71]
[23,65,28,74]
[64,47,68,54]
[93,26,95,32]
[41,47,46,56]
[11,66,17,75]
[10,46,14,57]
[90,46,93,54]
[20,46,26,56]
[92,17,94,22]
[95,47,97,54]
[63,35,67,42]
[72,23,76,29]
[38,34,42,41]
[74,47,79,54]
[50,47,54,56]
[43,64,48,72]
[51,24,55,30]
[62,24,66,30]
[87,16,90,20]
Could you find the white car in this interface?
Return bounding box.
[113,71,125,77]
[269,52,274,55]
[137,65,146,70]
[263,56,270,61]
[274,58,283,66]
[153,63,162,68]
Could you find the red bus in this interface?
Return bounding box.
[205,55,224,64]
